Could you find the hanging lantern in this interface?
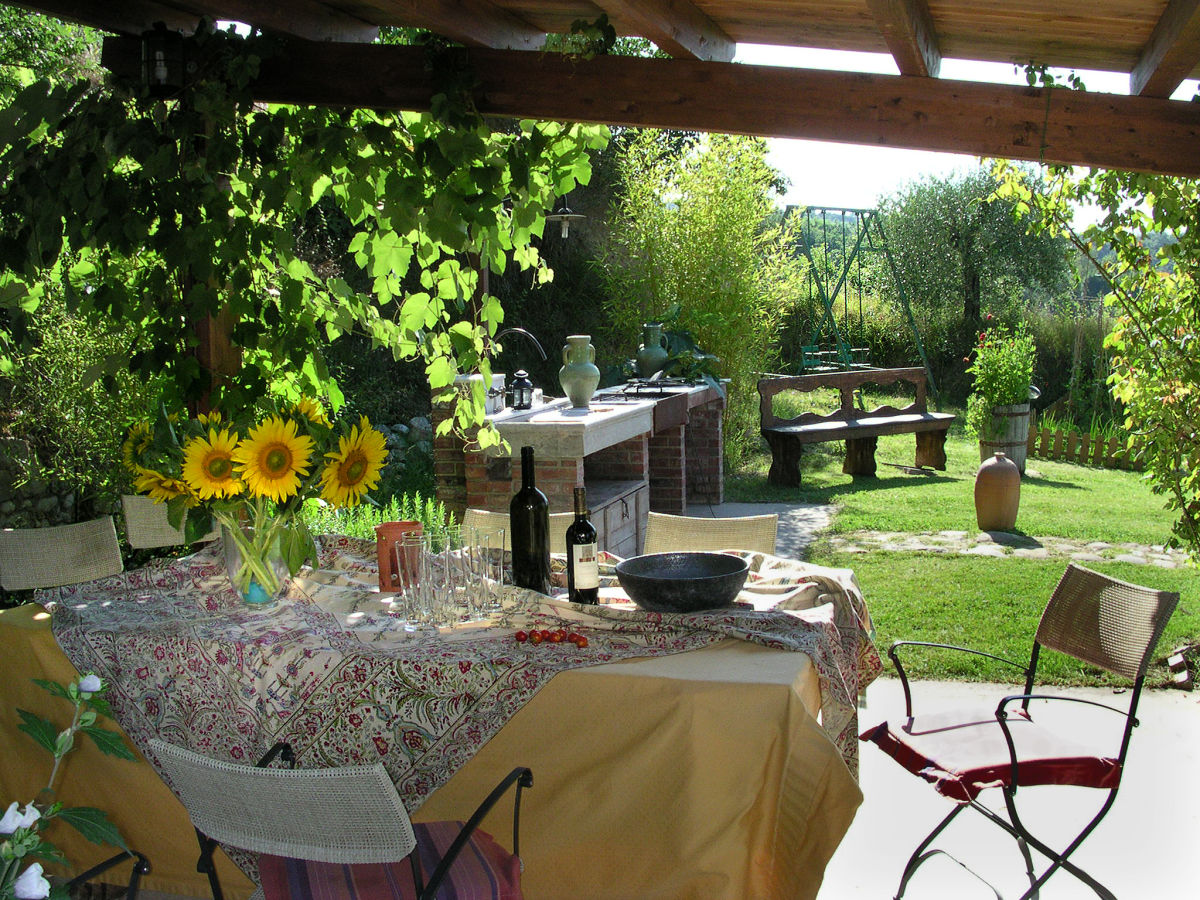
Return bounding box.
[141,23,186,96]
[545,198,585,239]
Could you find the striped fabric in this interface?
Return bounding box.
[257,821,523,900]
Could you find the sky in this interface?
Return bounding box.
[732,43,1198,212]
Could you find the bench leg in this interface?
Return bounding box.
[915,430,949,470]
[764,432,803,487]
[843,436,877,476]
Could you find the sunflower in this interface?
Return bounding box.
[182,428,243,500]
[320,417,387,507]
[121,422,153,473]
[291,397,330,427]
[197,409,223,428]
[133,467,194,504]
[233,415,314,502]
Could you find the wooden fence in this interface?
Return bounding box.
[1025,425,1143,471]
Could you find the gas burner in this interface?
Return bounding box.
[620,377,692,395]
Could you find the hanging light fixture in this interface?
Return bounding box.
[545,197,585,239]
[141,22,186,96]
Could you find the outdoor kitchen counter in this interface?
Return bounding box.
[487,395,656,459]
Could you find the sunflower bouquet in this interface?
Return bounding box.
[123,400,387,602]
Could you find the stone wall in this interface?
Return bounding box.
[0,438,79,528]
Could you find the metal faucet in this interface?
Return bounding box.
[495,327,547,361]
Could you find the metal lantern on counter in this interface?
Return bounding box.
[511,370,534,410]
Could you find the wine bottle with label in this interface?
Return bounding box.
[509,445,551,594]
[565,486,599,604]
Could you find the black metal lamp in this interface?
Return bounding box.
[141,23,186,97]
[511,369,534,410]
[545,197,584,239]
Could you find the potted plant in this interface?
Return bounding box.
[965,321,1037,473]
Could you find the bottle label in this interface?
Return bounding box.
[571,543,600,589]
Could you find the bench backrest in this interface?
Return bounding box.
[758,367,930,428]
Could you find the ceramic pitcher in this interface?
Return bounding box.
[559,334,600,408]
[636,322,669,378]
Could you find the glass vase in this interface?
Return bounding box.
[221,523,289,606]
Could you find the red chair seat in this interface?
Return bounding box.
[258,821,524,900]
[860,708,1122,803]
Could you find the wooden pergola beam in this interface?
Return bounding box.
[100,37,1200,177]
[1131,0,1200,98]
[11,0,199,35]
[598,0,734,62]
[865,0,941,77]
[384,0,544,51]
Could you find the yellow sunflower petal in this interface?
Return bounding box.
[182,428,243,500]
[133,467,194,504]
[121,422,153,473]
[319,416,387,507]
[233,416,314,503]
[291,397,330,427]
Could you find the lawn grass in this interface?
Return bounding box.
[822,552,1197,687]
[729,426,1177,546]
[728,391,1194,685]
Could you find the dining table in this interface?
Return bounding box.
[0,535,881,900]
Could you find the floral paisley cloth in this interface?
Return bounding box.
[37,537,881,821]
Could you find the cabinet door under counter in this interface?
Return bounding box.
[586,480,649,558]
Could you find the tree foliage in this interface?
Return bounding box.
[0,7,99,102]
[995,161,1200,560]
[597,132,804,462]
[882,166,1073,324]
[0,24,607,447]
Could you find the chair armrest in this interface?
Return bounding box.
[420,767,533,900]
[993,693,1138,793]
[256,742,296,769]
[889,641,1030,717]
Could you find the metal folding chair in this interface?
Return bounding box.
[861,563,1178,899]
[150,738,532,900]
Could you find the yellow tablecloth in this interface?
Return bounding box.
[1,603,860,899]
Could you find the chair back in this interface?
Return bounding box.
[149,739,417,865]
[462,508,574,555]
[0,516,123,590]
[1036,563,1179,681]
[643,512,778,556]
[122,494,218,549]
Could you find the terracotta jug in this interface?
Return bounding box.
[375,521,423,592]
[974,452,1020,531]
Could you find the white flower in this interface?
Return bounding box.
[14,863,51,899]
[78,673,103,693]
[0,801,39,834]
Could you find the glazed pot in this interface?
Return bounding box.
[558,334,600,408]
[635,323,669,378]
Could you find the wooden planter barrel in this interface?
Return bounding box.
[979,402,1032,474]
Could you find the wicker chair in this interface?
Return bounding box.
[149,738,532,900]
[0,516,123,590]
[860,564,1179,900]
[121,494,217,550]
[461,508,574,555]
[642,512,778,556]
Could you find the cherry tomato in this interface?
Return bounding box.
[567,632,582,645]
[540,629,552,641]
[574,636,588,649]
[529,631,543,645]
[514,630,528,643]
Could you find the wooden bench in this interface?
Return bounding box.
[758,367,955,486]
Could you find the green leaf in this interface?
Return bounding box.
[56,807,127,849]
[80,725,136,760]
[16,708,57,753]
[32,678,72,701]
